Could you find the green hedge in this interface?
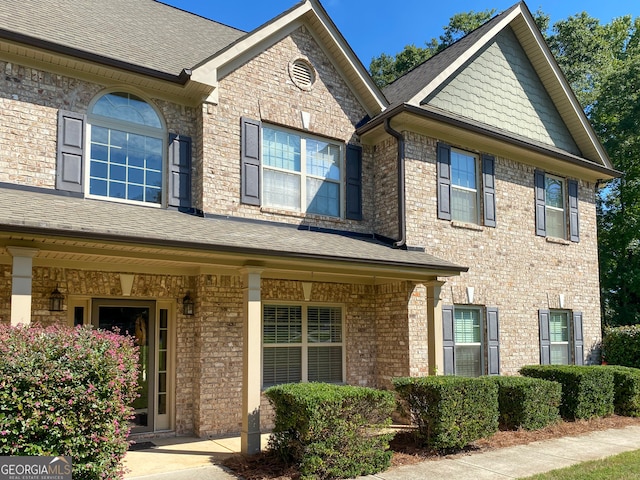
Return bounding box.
[0,325,139,480]
[264,383,395,480]
[393,376,498,450]
[605,366,640,417]
[602,325,640,368]
[490,376,561,430]
[519,365,614,420]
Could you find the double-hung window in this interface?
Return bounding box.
[454,307,482,377]
[535,170,579,242]
[450,150,479,224]
[549,311,569,365]
[544,175,566,239]
[262,126,342,217]
[262,304,344,388]
[437,142,496,227]
[88,92,165,206]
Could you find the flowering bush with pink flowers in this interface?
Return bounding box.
[0,325,139,480]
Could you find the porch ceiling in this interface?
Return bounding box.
[0,186,466,284]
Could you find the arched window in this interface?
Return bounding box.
[88,92,165,205]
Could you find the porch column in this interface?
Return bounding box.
[7,247,39,326]
[241,267,263,455]
[427,281,445,376]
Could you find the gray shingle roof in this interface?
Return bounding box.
[0,187,464,274]
[0,0,246,77]
[382,3,520,105]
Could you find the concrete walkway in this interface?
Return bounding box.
[124,426,640,480]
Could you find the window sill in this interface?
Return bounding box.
[451,221,483,232]
[545,236,571,245]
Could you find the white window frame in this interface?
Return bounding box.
[453,306,484,377]
[261,302,346,388]
[85,90,167,208]
[549,310,570,365]
[261,125,344,218]
[545,174,567,239]
[450,148,480,224]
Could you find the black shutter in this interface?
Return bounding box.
[573,311,584,365]
[437,143,452,220]
[345,144,363,220]
[539,309,551,365]
[568,179,580,243]
[168,134,192,208]
[443,305,455,375]
[534,170,546,237]
[482,154,496,227]
[486,307,500,375]
[56,110,86,193]
[241,117,261,206]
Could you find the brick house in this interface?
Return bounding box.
[0,0,617,453]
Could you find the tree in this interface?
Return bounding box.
[592,57,640,326]
[549,14,640,326]
[369,9,550,88]
[369,10,495,87]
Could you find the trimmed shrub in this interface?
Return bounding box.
[519,365,614,420]
[265,383,395,480]
[0,325,139,480]
[393,376,498,450]
[490,376,561,430]
[602,325,640,368]
[606,366,640,417]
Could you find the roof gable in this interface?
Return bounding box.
[427,27,580,156]
[191,0,387,117]
[382,1,611,169]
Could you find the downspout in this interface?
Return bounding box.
[384,118,406,249]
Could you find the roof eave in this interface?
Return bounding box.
[357,103,621,180]
[0,221,466,277]
[0,28,191,85]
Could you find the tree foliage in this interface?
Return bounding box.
[369,10,495,88]
[369,9,549,88]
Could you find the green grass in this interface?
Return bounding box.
[524,449,640,479]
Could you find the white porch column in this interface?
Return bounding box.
[7,247,39,326]
[241,267,263,455]
[427,281,445,376]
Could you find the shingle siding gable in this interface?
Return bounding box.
[425,27,580,156]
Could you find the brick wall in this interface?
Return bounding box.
[201,26,373,233]
[400,131,602,373]
[0,61,198,193]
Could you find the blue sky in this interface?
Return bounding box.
[163,1,639,69]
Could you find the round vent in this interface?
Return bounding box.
[289,59,315,91]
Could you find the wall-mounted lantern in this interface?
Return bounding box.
[182,292,195,316]
[49,286,64,312]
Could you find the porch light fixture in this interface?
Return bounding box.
[182,292,195,316]
[49,286,64,312]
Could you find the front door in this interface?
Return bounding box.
[92,299,156,434]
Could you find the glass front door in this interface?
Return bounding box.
[92,300,156,434]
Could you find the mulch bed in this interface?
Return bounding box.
[222,416,640,479]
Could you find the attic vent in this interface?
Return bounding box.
[289,59,315,91]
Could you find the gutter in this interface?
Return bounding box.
[358,103,622,179]
[0,28,192,85]
[384,118,406,249]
